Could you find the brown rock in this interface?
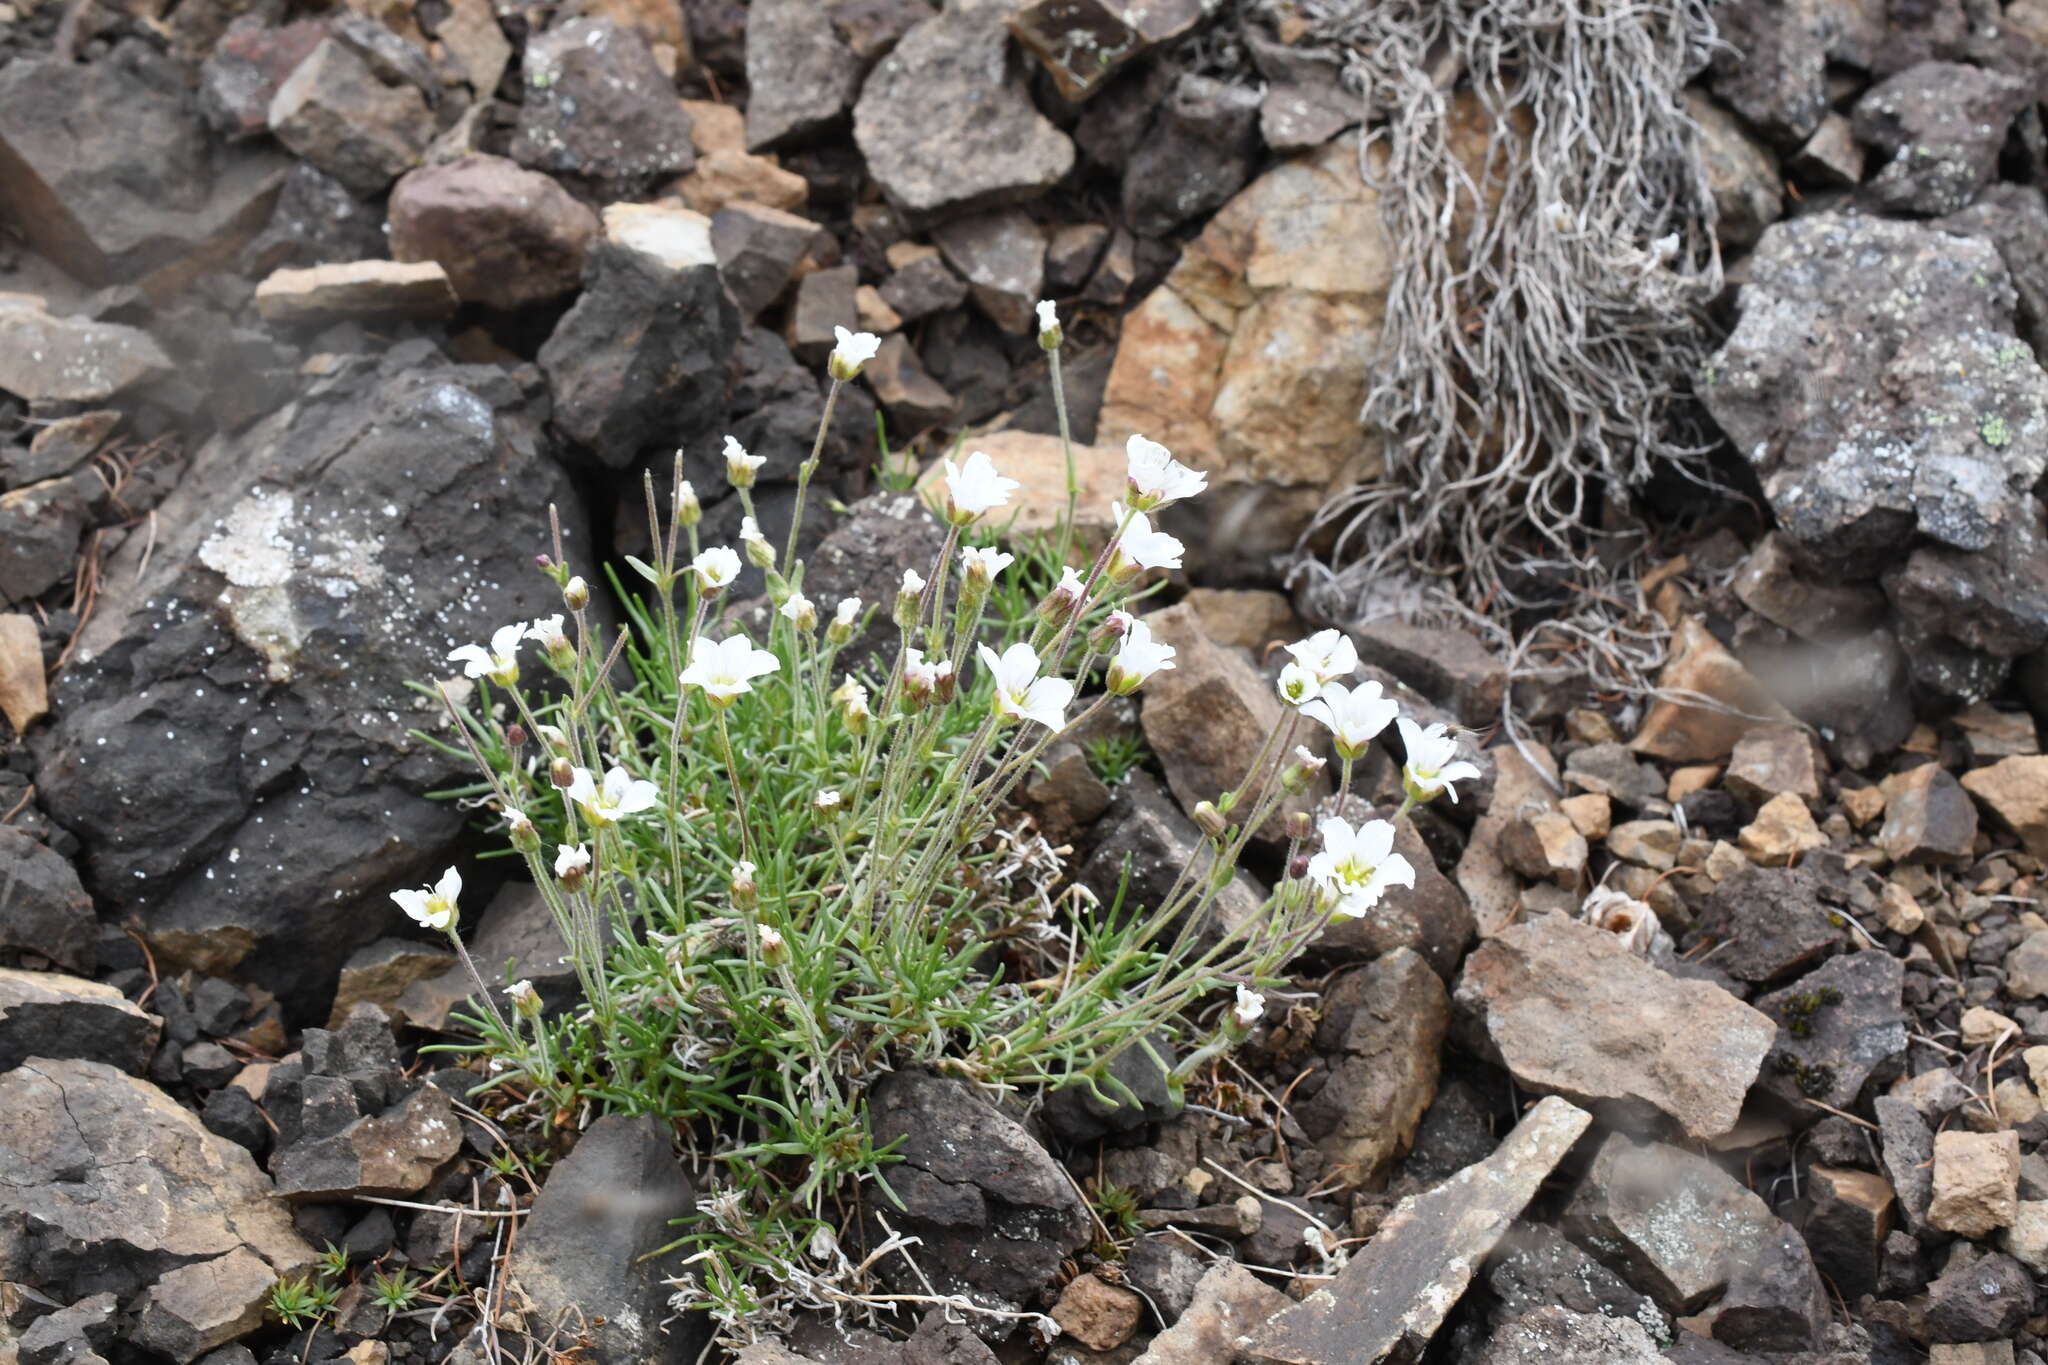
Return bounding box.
[1245,1096,1593,1365]
[1296,948,1447,1183]
[1738,792,1827,867]
[682,99,745,154]
[710,201,839,322]
[1139,603,1324,842]
[271,1082,464,1200]
[855,284,901,335]
[328,937,457,1029]
[1607,819,1681,871]
[1452,915,1774,1140]
[1185,588,1301,651]
[915,430,1125,550]
[669,147,808,216]
[387,155,599,310]
[2006,930,2048,999]
[865,334,955,432]
[1133,1261,1292,1365]
[1929,1129,2020,1237]
[1560,793,1612,841]
[432,0,513,95]
[7,409,119,486]
[1632,617,1796,762]
[1668,764,1720,802]
[1842,785,1887,829]
[1052,1273,1142,1352]
[1955,702,2039,761]
[1878,763,1978,864]
[0,614,46,733]
[1804,1165,1894,1301]
[784,263,859,366]
[1724,725,1826,806]
[1457,744,1561,937]
[254,260,458,325]
[1961,755,2048,860]
[1498,810,1588,887]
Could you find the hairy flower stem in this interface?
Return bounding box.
[1050,346,1078,568]
[714,709,755,864]
[447,928,514,1041]
[782,378,842,573]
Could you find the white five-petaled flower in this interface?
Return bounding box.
[1398,718,1483,804]
[693,545,741,592]
[1107,503,1185,577]
[391,866,463,932]
[1106,618,1176,696]
[724,435,765,488]
[1284,630,1359,687]
[1307,817,1416,917]
[1123,435,1207,511]
[447,624,526,686]
[565,766,662,827]
[1035,298,1060,346]
[1301,679,1401,760]
[960,544,1015,587]
[780,593,817,631]
[833,597,861,627]
[1231,982,1264,1031]
[680,633,781,707]
[529,614,570,656]
[1276,661,1321,707]
[941,450,1020,525]
[815,789,842,811]
[978,641,1074,730]
[829,326,881,381]
[554,843,591,878]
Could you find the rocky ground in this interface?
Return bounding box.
[8,0,2048,1363]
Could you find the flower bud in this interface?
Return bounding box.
[730,860,757,910]
[741,518,775,570]
[1193,800,1228,840]
[1037,567,1085,624]
[1280,745,1326,795]
[1286,809,1313,842]
[554,842,591,891]
[536,724,571,754]
[814,789,842,816]
[827,597,860,645]
[780,592,818,633]
[507,979,542,1020]
[932,659,956,705]
[842,692,870,734]
[724,436,764,489]
[549,756,575,789]
[675,477,702,528]
[505,722,528,750]
[894,570,925,630]
[1288,852,1312,881]
[758,923,788,964]
[505,807,540,853]
[1035,299,1062,352]
[1088,610,1132,652]
[563,576,590,611]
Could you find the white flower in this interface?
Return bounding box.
[554,843,591,878]
[1306,817,1416,917]
[529,614,569,656]
[724,435,765,488]
[942,451,1019,525]
[815,789,842,811]
[1276,661,1321,707]
[680,633,781,706]
[741,516,774,568]
[1300,680,1400,760]
[903,646,941,699]
[1106,618,1176,696]
[902,568,926,595]
[780,593,817,631]
[693,545,741,592]
[1231,983,1265,1031]
[1124,435,1207,511]
[565,765,661,827]
[978,641,1074,729]
[829,326,881,381]
[833,597,861,627]
[1107,503,1185,576]
[506,978,540,1017]
[961,544,1014,587]
[758,924,787,958]
[1284,630,1358,687]
[1399,718,1483,804]
[448,623,526,686]
[1035,298,1060,345]
[391,866,462,932]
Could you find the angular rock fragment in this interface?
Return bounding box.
[1123,73,1262,239]
[1930,1129,2020,1237]
[540,203,739,469]
[1563,1136,1778,1312]
[1751,951,1904,1112]
[933,209,1047,335]
[1453,915,1773,1140]
[254,260,459,325]
[0,826,94,973]
[1853,62,2032,216]
[267,38,433,196]
[388,155,599,310]
[0,305,172,404]
[1877,763,1978,864]
[0,474,90,604]
[1245,1096,1592,1364]
[0,967,159,1073]
[512,17,695,198]
[1475,1308,1668,1365]
[744,0,861,151]
[1963,755,2048,860]
[711,201,840,322]
[1295,948,1447,1184]
[1687,863,1846,987]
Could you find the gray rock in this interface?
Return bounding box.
[267,38,434,196]
[711,202,840,322]
[864,1070,1091,1335]
[239,163,389,277]
[1563,741,1664,809]
[1886,503,2048,664]
[1138,1260,1293,1365]
[1295,948,1448,1184]
[1246,1096,1593,1365]
[200,14,331,141]
[1123,73,1262,239]
[1482,1224,1665,1337]
[744,0,862,151]
[1853,62,2032,216]
[0,43,291,285]
[1563,1135,1779,1313]
[1687,863,1848,986]
[388,155,599,311]
[1688,91,1783,253]
[0,967,160,1074]
[1941,183,2048,362]
[1700,213,2048,579]
[1076,771,1267,941]
[507,1114,711,1363]
[1711,1223,1827,1353]
[30,350,583,1021]
[878,248,969,322]
[540,204,739,469]
[0,827,96,973]
[0,473,90,605]
[1474,1308,1667,1365]
[932,210,1046,335]
[1875,1095,1935,1232]
[1041,1036,1179,1146]
[1926,1251,2035,1342]
[272,1081,461,1200]
[784,263,860,365]
[0,307,172,405]
[853,0,1075,220]
[0,1058,314,1359]
[1752,951,1905,1112]
[1704,0,1851,143]
[865,333,958,432]
[511,18,696,199]
[1802,1164,1896,1303]
[1349,619,1507,731]
[1453,915,1775,1140]
[1732,533,1889,642]
[20,1290,120,1364]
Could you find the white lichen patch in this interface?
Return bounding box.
[198,488,387,680]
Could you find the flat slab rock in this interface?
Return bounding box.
[1453,915,1775,1140]
[1245,1095,1593,1365]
